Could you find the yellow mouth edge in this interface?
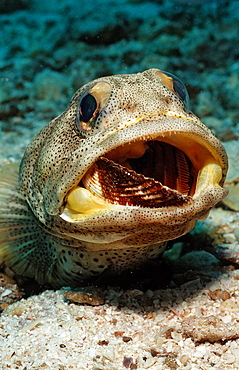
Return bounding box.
[60,162,223,222]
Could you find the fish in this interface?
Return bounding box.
[0,68,228,288]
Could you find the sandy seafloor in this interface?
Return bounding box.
[1,0,239,369]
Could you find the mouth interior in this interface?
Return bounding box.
[113,141,194,196]
[80,140,197,208]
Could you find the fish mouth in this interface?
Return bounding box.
[82,141,195,208]
[63,132,227,218]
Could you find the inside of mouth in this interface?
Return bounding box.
[80,140,197,209]
[107,141,194,196]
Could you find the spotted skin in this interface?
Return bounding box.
[0,69,228,287]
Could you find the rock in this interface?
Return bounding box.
[182,315,239,343]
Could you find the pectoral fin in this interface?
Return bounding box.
[0,164,58,285]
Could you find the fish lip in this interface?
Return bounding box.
[60,121,228,219]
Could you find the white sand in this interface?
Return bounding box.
[1,268,239,370]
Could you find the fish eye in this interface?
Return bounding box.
[80,94,97,122]
[76,93,98,132]
[156,70,190,112]
[76,81,112,133]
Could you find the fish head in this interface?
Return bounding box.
[19,68,228,250]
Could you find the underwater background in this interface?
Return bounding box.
[1,1,239,369]
[0,0,239,167]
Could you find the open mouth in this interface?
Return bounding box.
[64,134,224,216]
[82,140,194,208]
